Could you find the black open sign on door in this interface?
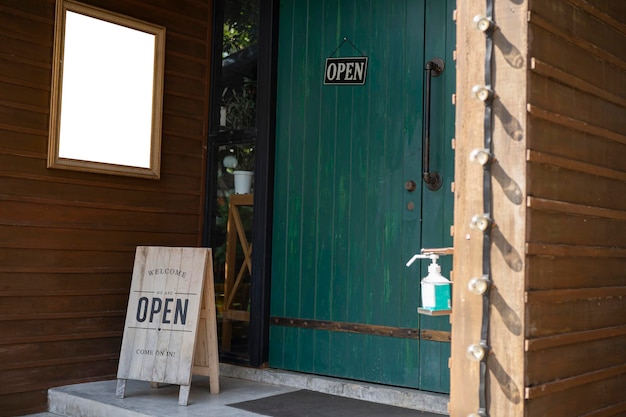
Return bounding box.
[324,57,368,85]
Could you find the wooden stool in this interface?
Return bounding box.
[221,194,253,351]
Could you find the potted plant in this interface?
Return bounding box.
[222,78,256,130]
[223,144,254,194]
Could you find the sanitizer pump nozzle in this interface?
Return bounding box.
[406,252,451,311]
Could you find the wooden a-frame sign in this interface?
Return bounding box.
[116,246,220,405]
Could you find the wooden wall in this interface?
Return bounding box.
[525,0,626,415]
[0,1,212,415]
[453,0,626,416]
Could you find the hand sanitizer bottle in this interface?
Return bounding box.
[406,253,451,311]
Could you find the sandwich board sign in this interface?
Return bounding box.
[116,246,219,405]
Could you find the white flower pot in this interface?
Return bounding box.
[233,170,253,194]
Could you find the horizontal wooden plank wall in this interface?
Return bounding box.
[0,0,211,415]
[526,0,626,416]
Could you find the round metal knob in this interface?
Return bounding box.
[404,180,417,192]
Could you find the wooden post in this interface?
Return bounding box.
[450,2,488,413]
[451,1,528,416]
[116,247,220,405]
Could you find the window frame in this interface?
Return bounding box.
[48,0,166,179]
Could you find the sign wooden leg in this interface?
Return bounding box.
[192,252,221,394]
[115,379,127,398]
[205,281,220,394]
[178,384,191,406]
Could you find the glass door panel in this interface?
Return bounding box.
[207,0,259,363]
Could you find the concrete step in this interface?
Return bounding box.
[219,364,449,414]
[43,365,448,417]
[48,377,289,417]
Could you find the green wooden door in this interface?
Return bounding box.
[270,0,455,392]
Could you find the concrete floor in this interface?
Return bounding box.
[48,376,299,417]
[24,364,449,417]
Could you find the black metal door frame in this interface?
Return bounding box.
[202,0,279,367]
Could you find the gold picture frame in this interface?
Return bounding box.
[48,0,165,179]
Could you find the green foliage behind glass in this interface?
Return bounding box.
[223,0,259,57]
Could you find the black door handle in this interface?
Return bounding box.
[422,58,444,191]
